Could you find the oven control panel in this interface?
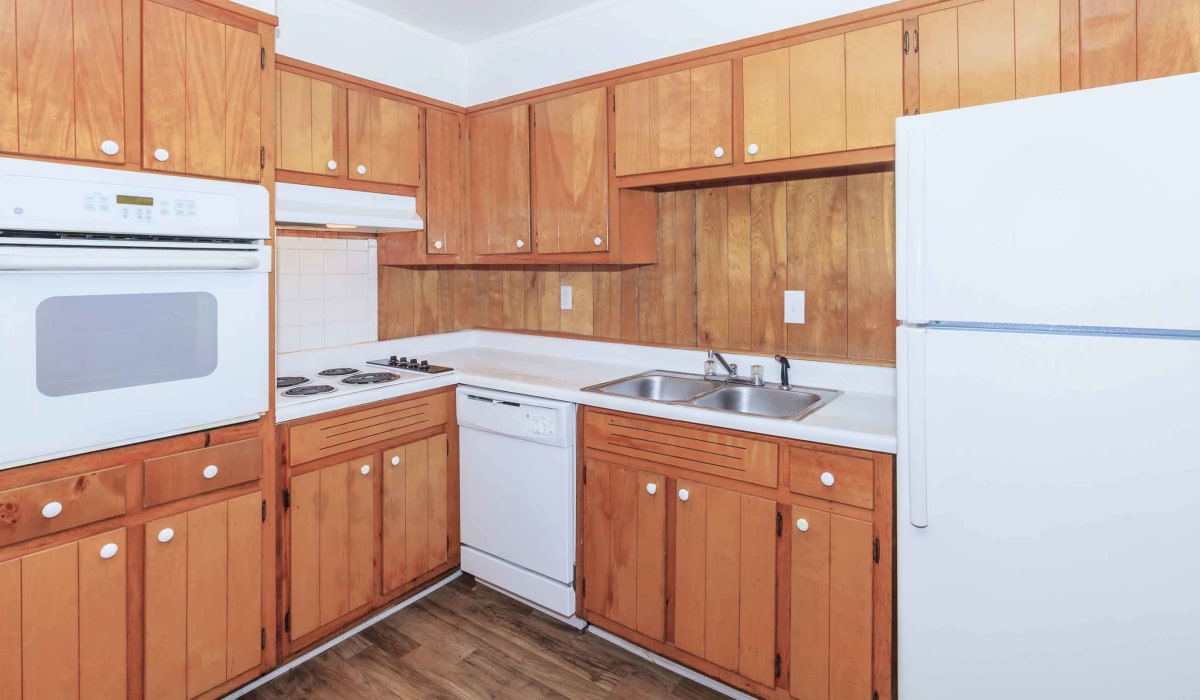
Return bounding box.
[83,192,203,224]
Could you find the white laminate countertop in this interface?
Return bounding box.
[275,331,898,454]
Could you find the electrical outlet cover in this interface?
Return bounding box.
[560,285,573,310]
[785,290,805,324]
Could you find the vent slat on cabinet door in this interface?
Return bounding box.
[288,393,448,466]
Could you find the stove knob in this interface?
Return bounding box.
[419,360,430,371]
[389,355,398,366]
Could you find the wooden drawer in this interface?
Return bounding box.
[788,446,874,509]
[288,392,449,467]
[584,411,778,488]
[143,438,263,507]
[0,467,126,547]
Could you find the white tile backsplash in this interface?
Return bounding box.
[277,235,377,353]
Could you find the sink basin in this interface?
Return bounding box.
[595,374,719,401]
[690,385,822,418]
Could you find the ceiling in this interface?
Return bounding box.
[349,0,607,44]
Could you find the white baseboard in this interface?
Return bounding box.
[222,571,462,699]
[587,626,757,700]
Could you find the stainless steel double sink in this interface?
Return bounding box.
[582,370,841,421]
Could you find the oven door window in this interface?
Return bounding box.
[36,292,219,397]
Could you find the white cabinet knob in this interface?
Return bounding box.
[820,471,835,487]
[202,465,219,479]
[100,139,120,156]
[796,518,810,532]
[434,240,443,250]
[356,165,366,175]
[327,160,337,170]
[99,543,119,559]
[154,148,170,162]
[157,528,175,543]
[713,146,725,158]
[391,455,400,466]
[516,239,525,249]
[360,464,371,475]
[41,501,63,519]
[678,488,689,502]
[747,143,760,156]
[593,237,603,246]
[645,482,657,495]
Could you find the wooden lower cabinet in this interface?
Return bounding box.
[144,493,263,699]
[0,529,128,699]
[580,408,893,700]
[382,434,450,594]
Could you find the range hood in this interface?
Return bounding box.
[275,182,423,233]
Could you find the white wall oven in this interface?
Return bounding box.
[0,157,272,470]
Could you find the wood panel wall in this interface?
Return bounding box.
[379,170,895,364]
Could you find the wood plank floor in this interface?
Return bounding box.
[247,577,728,699]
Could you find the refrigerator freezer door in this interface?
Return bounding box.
[897,72,1200,330]
[897,327,1200,700]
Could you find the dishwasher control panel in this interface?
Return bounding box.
[456,385,576,449]
[526,411,556,437]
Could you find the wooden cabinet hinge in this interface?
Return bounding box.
[775,654,782,678]
[259,146,265,170]
[873,537,880,563]
[903,30,910,54]
[282,488,291,511]
[611,93,616,112]
[261,627,266,649]
[582,577,586,597]
[776,511,782,537]
[873,692,879,700]
[582,465,587,484]
[915,30,919,53]
[446,533,450,549]
[612,152,616,170]
[260,47,266,69]
[261,499,266,522]
[283,611,291,633]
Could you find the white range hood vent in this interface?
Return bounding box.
[275,182,423,233]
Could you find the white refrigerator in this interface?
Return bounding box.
[896,72,1200,700]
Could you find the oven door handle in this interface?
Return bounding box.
[0,249,265,272]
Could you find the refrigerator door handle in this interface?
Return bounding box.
[900,327,929,527]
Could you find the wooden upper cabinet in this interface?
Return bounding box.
[347,89,421,187]
[0,529,128,700]
[673,480,777,687]
[381,433,450,594]
[742,21,902,160]
[468,104,532,255]
[278,69,340,177]
[144,494,263,699]
[142,0,264,181]
[581,459,668,641]
[0,0,125,162]
[614,61,732,176]
[425,109,466,256]
[533,87,610,254]
[789,505,874,700]
[919,0,1061,113]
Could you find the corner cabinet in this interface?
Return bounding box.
[279,389,459,656]
[581,408,894,700]
[468,104,532,256]
[142,0,267,181]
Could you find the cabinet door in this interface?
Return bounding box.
[791,34,848,156]
[278,70,339,176]
[145,494,262,698]
[468,105,531,255]
[0,0,125,162]
[143,1,262,180]
[425,109,465,255]
[0,529,127,700]
[533,87,609,254]
[289,458,377,641]
[615,62,731,175]
[789,505,874,700]
[742,47,791,162]
[581,460,667,641]
[673,480,776,685]
[844,21,903,149]
[382,433,449,594]
[347,89,421,186]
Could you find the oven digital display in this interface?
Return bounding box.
[116,194,154,206]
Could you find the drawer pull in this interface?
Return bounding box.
[645,482,657,495]
[99,543,119,559]
[360,464,371,475]
[391,455,400,466]
[678,488,689,502]
[157,528,175,544]
[820,471,835,487]
[202,465,219,479]
[796,518,810,532]
[41,501,63,519]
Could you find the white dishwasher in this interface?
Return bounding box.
[457,386,578,618]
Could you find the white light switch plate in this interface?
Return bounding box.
[560,285,573,310]
[785,290,805,324]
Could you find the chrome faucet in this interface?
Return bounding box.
[709,350,737,378]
